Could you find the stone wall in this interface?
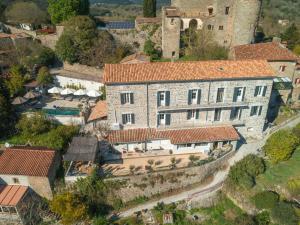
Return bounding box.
[107,150,235,202]
[107,78,273,138]
[28,176,53,200]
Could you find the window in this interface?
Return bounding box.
[170,18,175,25]
[214,109,222,121]
[188,89,201,105]
[298,94,300,101]
[172,51,176,57]
[208,7,214,15]
[187,109,200,120]
[157,91,170,107]
[195,143,208,147]
[219,25,224,30]
[279,65,286,72]
[178,144,192,149]
[230,107,242,120]
[120,92,134,105]
[233,87,245,102]
[225,6,230,15]
[12,178,19,184]
[2,207,9,213]
[207,24,214,30]
[224,40,228,44]
[254,86,267,97]
[158,113,171,126]
[250,106,263,116]
[216,88,224,102]
[122,113,135,125]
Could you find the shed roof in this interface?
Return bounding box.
[64,136,98,162]
[88,101,107,122]
[0,185,28,207]
[104,60,275,84]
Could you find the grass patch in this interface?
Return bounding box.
[255,148,300,192]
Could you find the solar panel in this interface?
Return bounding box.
[106,21,135,29]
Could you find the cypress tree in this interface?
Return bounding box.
[143,0,156,18]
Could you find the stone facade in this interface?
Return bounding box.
[107,77,273,139]
[162,0,261,58]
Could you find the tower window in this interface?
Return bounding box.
[219,26,224,30]
[208,7,213,15]
[207,25,214,30]
[225,7,230,15]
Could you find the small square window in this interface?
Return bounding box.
[13,178,19,184]
[225,7,230,15]
[219,26,224,30]
[208,7,214,15]
[279,65,286,72]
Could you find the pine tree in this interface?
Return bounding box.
[143,0,156,18]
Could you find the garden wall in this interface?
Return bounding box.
[106,151,235,202]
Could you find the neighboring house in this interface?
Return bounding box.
[103,60,275,156]
[233,41,300,117]
[87,100,108,127]
[120,53,151,64]
[0,185,41,225]
[50,62,104,91]
[64,136,99,183]
[0,147,60,200]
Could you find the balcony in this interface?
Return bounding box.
[157,101,249,112]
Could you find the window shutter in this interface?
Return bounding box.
[242,87,246,101]
[258,106,263,116]
[230,108,234,120]
[233,88,238,102]
[157,92,161,107]
[250,107,255,116]
[130,93,134,104]
[157,114,160,126]
[122,114,126,124]
[120,93,125,104]
[197,89,201,104]
[254,86,259,97]
[238,108,242,119]
[188,90,192,105]
[165,91,170,106]
[166,114,171,125]
[262,86,267,97]
[131,114,135,124]
[187,110,192,120]
[196,110,200,119]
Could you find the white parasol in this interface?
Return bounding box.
[60,88,75,95]
[87,90,101,98]
[48,87,63,94]
[74,89,87,96]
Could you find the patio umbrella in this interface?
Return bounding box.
[12,96,28,105]
[74,89,87,96]
[60,88,75,95]
[24,91,40,99]
[48,87,63,94]
[87,90,101,98]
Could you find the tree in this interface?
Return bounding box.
[48,0,90,24]
[6,65,25,97]
[143,0,156,18]
[251,191,279,210]
[281,23,300,50]
[37,66,53,87]
[255,211,271,225]
[144,39,159,60]
[271,202,298,225]
[263,130,299,164]
[5,2,48,25]
[50,192,88,225]
[0,77,15,138]
[55,34,78,63]
[293,44,300,56]
[92,217,110,225]
[16,112,52,136]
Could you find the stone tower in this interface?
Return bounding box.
[162,0,262,59]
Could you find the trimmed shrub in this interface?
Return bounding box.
[251,191,279,210]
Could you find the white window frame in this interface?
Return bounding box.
[236,87,244,102]
[189,109,197,120]
[122,113,133,125]
[121,92,133,104]
[159,113,166,125]
[159,92,166,106]
[191,90,198,104]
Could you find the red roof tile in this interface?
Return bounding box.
[233,42,299,62]
[120,53,150,64]
[88,101,108,122]
[0,185,28,206]
[104,60,275,84]
[0,147,57,177]
[108,126,239,144]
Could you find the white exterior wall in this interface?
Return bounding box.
[0,174,29,186]
[54,75,103,91]
[49,115,85,125]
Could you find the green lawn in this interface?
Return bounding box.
[255,148,300,191]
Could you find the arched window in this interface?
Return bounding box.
[189,19,198,30]
[208,7,214,15]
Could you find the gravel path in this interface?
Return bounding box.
[115,114,300,218]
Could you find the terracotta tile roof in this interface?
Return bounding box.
[120,53,150,64]
[0,32,30,39]
[108,126,239,144]
[0,185,28,206]
[88,101,108,122]
[233,42,299,62]
[0,147,57,177]
[104,60,275,84]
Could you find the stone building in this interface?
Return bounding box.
[0,147,60,200]
[233,41,300,118]
[103,60,275,155]
[162,0,262,58]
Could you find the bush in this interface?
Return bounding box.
[271,202,298,225]
[292,123,300,140]
[263,130,299,164]
[255,211,271,225]
[251,191,279,210]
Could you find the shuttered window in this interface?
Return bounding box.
[254,86,267,97]
[187,109,200,120]
[188,89,201,105]
[122,113,135,124]
[250,106,263,116]
[120,92,134,104]
[157,113,171,126]
[157,91,170,107]
[233,87,246,102]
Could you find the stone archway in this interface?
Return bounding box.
[189,19,198,30]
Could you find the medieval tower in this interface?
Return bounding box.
[162,0,262,59]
